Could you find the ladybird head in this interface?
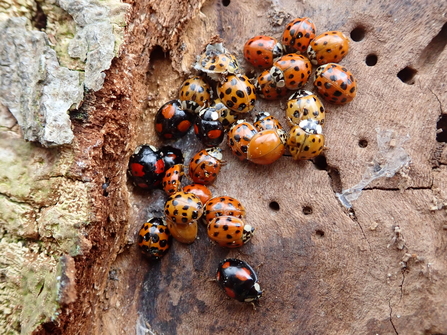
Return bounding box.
[205,147,223,161]
[289,89,313,101]
[299,119,322,134]
[254,111,271,123]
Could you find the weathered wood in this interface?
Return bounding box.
[22,0,447,334]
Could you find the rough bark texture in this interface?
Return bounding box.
[1,0,447,334]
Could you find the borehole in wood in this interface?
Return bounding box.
[302,206,313,215]
[436,115,447,143]
[315,229,325,237]
[358,139,368,148]
[350,26,366,42]
[365,54,378,66]
[150,45,167,62]
[222,0,231,6]
[269,201,280,211]
[397,66,417,85]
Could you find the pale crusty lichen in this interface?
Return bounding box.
[0,237,59,335]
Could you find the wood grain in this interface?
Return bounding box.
[48,0,447,334]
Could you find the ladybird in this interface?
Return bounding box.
[183,184,213,204]
[243,35,286,69]
[154,100,194,139]
[211,99,241,131]
[128,145,165,189]
[162,164,184,196]
[159,145,184,169]
[255,69,289,100]
[281,17,316,54]
[203,196,246,224]
[270,54,312,90]
[286,90,326,126]
[194,106,225,147]
[166,218,198,244]
[188,147,224,185]
[253,112,283,132]
[247,128,286,165]
[227,120,258,161]
[307,31,349,65]
[194,43,239,80]
[216,258,262,302]
[207,216,255,248]
[179,76,212,109]
[287,119,325,160]
[164,191,203,224]
[138,217,172,260]
[217,74,257,113]
[314,63,357,104]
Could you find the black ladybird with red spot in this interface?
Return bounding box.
[128,145,165,189]
[159,145,184,169]
[216,258,262,303]
[154,100,194,139]
[194,106,225,147]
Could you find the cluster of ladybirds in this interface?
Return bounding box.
[129,17,358,304]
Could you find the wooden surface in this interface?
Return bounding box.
[50,0,447,334]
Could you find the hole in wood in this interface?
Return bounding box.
[302,206,313,215]
[358,139,368,148]
[315,229,325,237]
[437,115,447,143]
[150,45,167,62]
[222,0,231,6]
[365,54,378,66]
[350,26,366,42]
[313,155,328,170]
[397,66,417,85]
[269,201,280,211]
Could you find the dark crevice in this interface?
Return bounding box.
[397,66,417,85]
[350,26,366,42]
[32,2,47,30]
[149,45,168,63]
[312,155,342,195]
[389,299,399,335]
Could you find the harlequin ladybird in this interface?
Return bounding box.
[216,258,262,302]
[194,106,225,147]
[203,196,246,224]
[179,76,212,111]
[286,90,326,126]
[211,99,241,131]
[188,147,224,185]
[194,43,239,80]
[154,100,194,139]
[217,74,257,113]
[227,120,258,161]
[314,63,357,104]
[166,218,198,244]
[207,216,254,248]
[138,217,172,260]
[281,17,316,54]
[159,145,184,169]
[307,31,349,65]
[255,69,289,100]
[247,128,286,165]
[162,164,184,196]
[287,119,325,160]
[128,145,165,189]
[243,35,286,69]
[164,191,203,224]
[183,184,213,204]
[253,112,283,132]
[270,54,312,90]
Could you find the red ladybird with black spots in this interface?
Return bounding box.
[137,217,172,260]
[128,145,165,189]
[189,148,225,185]
[216,258,262,302]
[154,100,194,139]
[243,35,285,69]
